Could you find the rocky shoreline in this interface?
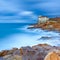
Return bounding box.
[28,17,60,32]
[0,17,60,60]
[0,44,60,60]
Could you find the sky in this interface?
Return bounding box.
[0,0,60,23]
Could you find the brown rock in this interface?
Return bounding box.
[44,51,60,60]
[28,17,60,32]
[20,48,23,55]
[0,50,9,57]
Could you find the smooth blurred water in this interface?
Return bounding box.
[0,23,60,51]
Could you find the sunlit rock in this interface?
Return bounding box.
[44,51,60,60]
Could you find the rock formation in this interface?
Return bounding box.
[0,44,60,60]
[44,51,60,60]
[3,55,22,60]
[28,17,60,32]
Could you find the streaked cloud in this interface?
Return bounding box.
[19,11,33,16]
[0,0,60,23]
[0,10,37,23]
[0,0,20,12]
[0,19,27,23]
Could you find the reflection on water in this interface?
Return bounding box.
[0,23,60,50]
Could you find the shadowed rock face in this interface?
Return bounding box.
[0,44,60,60]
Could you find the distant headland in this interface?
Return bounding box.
[28,16,60,32]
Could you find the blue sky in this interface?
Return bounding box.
[0,0,60,23]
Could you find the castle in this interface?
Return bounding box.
[38,16,49,24]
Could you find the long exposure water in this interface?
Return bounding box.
[0,23,60,51]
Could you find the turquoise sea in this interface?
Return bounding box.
[0,23,60,51]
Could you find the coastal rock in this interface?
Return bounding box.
[7,48,18,55]
[44,51,60,60]
[38,36,52,40]
[0,48,19,57]
[0,50,9,57]
[3,55,22,60]
[20,46,36,55]
[0,44,60,60]
[28,17,60,32]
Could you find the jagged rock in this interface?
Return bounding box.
[20,46,35,55]
[13,50,20,55]
[1,44,60,60]
[7,48,18,55]
[0,48,19,57]
[0,50,9,57]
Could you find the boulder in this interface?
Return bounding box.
[44,51,60,60]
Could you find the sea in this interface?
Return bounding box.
[0,23,60,51]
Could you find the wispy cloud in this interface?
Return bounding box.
[0,0,60,23]
[0,0,21,12]
[32,0,60,16]
[19,11,37,20]
[19,11,33,16]
[0,10,37,23]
